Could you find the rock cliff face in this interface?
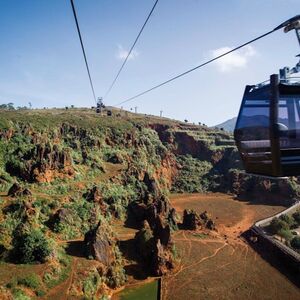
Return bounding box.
[6,143,74,183]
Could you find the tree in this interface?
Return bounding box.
[7,102,14,110]
[291,236,300,250]
[292,210,300,225]
[277,229,293,241]
[269,217,289,234]
[279,214,295,228]
[0,103,15,110]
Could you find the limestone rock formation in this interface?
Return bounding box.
[49,208,73,232]
[183,209,202,230]
[7,183,32,197]
[84,221,115,267]
[83,186,108,214]
[84,186,103,203]
[183,209,216,231]
[134,220,175,276]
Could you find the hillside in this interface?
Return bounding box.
[214,117,237,132]
[0,108,299,299]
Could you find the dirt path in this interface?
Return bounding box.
[43,257,77,300]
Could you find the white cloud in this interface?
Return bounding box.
[210,45,257,72]
[116,45,139,61]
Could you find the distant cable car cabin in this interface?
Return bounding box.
[234,15,300,177]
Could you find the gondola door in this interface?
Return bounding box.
[234,84,273,175]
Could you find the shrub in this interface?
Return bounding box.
[292,210,300,225]
[291,236,300,250]
[279,214,295,228]
[11,288,31,300]
[172,155,212,193]
[277,229,293,241]
[82,270,102,297]
[13,228,53,263]
[35,290,46,297]
[18,273,41,289]
[269,217,289,234]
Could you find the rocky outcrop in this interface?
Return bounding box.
[84,186,103,203]
[183,209,202,230]
[129,194,178,232]
[134,220,175,276]
[84,221,115,266]
[129,175,178,276]
[49,208,74,232]
[199,211,216,230]
[182,209,216,231]
[6,143,74,183]
[7,183,32,197]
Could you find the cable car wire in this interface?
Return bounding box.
[113,27,279,107]
[70,0,97,105]
[104,0,159,99]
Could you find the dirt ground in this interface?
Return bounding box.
[162,193,300,300]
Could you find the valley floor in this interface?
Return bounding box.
[162,193,300,300]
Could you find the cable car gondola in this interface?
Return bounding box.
[234,15,300,177]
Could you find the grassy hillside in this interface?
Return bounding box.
[0,108,298,299]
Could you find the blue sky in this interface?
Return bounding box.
[0,0,299,125]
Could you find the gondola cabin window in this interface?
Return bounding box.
[235,98,271,153]
[278,97,300,148]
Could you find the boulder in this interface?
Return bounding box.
[206,219,216,230]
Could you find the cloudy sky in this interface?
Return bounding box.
[0,0,299,125]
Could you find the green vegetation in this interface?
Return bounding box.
[269,210,300,245]
[17,273,41,289]
[6,273,45,298]
[172,155,212,193]
[11,288,32,300]
[13,228,54,263]
[82,269,102,298]
[291,236,300,250]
